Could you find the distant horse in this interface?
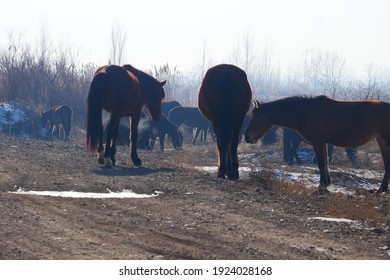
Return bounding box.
[161,101,181,116]
[245,95,390,193]
[150,114,182,151]
[87,65,165,166]
[262,125,278,146]
[198,64,252,179]
[283,128,357,165]
[41,105,72,140]
[168,106,212,144]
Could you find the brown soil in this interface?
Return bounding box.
[0,134,389,259]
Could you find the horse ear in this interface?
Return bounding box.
[253,100,261,108]
[160,80,166,87]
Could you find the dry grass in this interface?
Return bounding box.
[321,193,390,223]
[247,168,390,225]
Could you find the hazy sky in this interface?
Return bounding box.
[1,0,389,76]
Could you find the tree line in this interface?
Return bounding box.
[1,31,390,130]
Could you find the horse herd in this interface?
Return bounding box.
[41,63,390,193]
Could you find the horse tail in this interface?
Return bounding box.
[86,73,105,151]
[218,73,239,143]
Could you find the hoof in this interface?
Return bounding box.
[132,158,142,166]
[318,188,330,196]
[97,150,105,164]
[104,157,113,167]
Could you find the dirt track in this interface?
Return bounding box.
[0,135,389,259]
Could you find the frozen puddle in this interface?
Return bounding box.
[11,189,158,199]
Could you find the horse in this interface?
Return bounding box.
[161,101,181,116]
[198,64,252,179]
[167,106,213,144]
[41,105,72,140]
[86,64,165,166]
[283,128,357,165]
[150,114,182,151]
[245,95,390,193]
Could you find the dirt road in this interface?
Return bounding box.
[0,135,389,259]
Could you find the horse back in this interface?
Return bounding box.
[168,106,209,128]
[92,65,141,115]
[198,64,252,124]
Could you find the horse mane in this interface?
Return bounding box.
[122,64,160,87]
[122,64,165,102]
[260,95,329,112]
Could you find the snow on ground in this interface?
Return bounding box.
[195,151,383,194]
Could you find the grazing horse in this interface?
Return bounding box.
[41,105,72,140]
[161,101,181,116]
[87,65,165,166]
[245,95,390,193]
[150,114,182,151]
[198,64,252,179]
[167,106,213,144]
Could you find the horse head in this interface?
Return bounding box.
[145,80,166,121]
[244,100,272,144]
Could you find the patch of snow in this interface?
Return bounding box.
[10,188,158,199]
[308,217,356,223]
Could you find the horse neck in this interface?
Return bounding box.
[266,102,307,131]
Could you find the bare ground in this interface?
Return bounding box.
[0,134,389,260]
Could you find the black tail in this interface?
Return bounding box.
[86,73,105,151]
[217,73,238,144]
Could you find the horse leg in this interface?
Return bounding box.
[96,123,105,164]
[346,148,357,166]
[377,137,390,192]
[291,140,302,165]
[55,125,60,139]
[130,114,142,166]
[228,135,239,180]
[192,127,201,145]
[327,144,334,164]
[203,127,208,143]
[104,114,119,167]
[217,141,227,178]
[159,131,165,151]
[313,143,330,191]
[49,124,55,140]
[110,123,120,166]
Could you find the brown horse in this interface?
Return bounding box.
[245,95,390,193]
[41,105,72,140]
[87,65,165,166]
[198,64,252,179]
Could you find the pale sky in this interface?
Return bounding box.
[1,0,389,76]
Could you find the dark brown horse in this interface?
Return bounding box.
[150,114,182,151]
[198,64,252,179]
[167,106,212,144]
[87,65,165,166]
[41,105,72,140]
[245,95,390,192]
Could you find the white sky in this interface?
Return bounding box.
[1,0,389,76]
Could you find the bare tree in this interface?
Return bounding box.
[110,23,127,65]
[303,49,346,98]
